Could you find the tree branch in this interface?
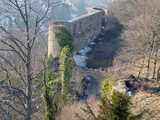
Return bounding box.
[0,55,26,85]
[0,40,26,63]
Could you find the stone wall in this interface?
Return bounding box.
[67,8,105,50]
[48,8,106,54]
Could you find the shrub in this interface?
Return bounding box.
[100,80,113,100]
[112,92,131,120]
[76,80,132,120]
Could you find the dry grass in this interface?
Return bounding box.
[57,97,99,120]
[104,57,160,82]
[57,90,160,120]
[131,91,160,120]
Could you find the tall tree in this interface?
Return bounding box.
[0,0,50,119]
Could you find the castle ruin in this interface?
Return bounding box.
[48,8,107,59]
[48,8,108,99]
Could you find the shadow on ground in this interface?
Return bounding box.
[87,17,124,69]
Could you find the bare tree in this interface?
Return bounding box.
[110,0,160,79]
[0,0,51,120]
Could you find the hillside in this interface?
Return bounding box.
[0,0,160,120]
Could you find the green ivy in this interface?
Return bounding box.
[44,26,73,120]
[59,46,73,102]
[47,55,54,68]
[55,27,73,52]
[44,85,55,120]
[44,64,58,120]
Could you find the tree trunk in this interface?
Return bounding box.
[157,66,160,83]
[25,53,32,120]
[146,35,156,78]
[137,55,145,79]
[152,49,158,79]
[25,30,32,120]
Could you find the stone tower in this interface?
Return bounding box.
[48,23,64,59]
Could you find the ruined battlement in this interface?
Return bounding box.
[48,8,107,58]
[47,8,108,96]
